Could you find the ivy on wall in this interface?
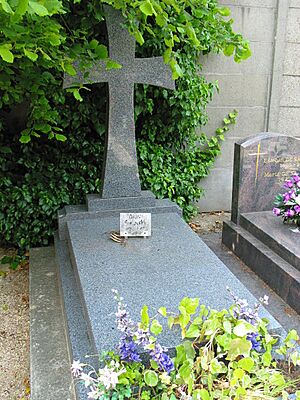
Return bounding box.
[0,0,247,248]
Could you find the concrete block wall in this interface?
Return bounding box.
[196,0,299,211]
[278,1,300,135]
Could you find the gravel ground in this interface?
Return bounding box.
[0,251,30,400]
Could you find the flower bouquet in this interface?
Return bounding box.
[273,173,300,227]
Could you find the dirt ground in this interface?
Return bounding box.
[0,247,30,400]
[0,211,240,399]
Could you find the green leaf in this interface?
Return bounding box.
[150,319,162,335]
[227,338,251,360]
[262,350,272,367]
[0,0,13,13]
[144,370,158,387]
[233,320,257,337]
[139,1,155,16]
[223,44,235,57]
[106,59,122,70]
[0,45,14,63]
[237,357,254,372]
[55,134,67,141]
[20,135,31,143]
[217,7,231,17]
[179,297,199,315]
[141,305,150,328]
[16,0,29,15]
[223,320,231,334]
[29,1,49,16]
[64,63,76,76]
[170,59,183,79]
[185,323,200,338]
[156,14,166,27]
[24,49,38,61]
[269,372,285,386]
[95,44,108,59]
[134,30,144,45]
[163,48,172,63]
[158,307,167,317]
[199,388,210,400]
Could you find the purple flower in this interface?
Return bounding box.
[295,205,300,214]
[151,347,174,374]
[119,335,141,362]
[247,332,261,351]
[285,209,295,218]
[283,190,296,203]
[297,181,300,188]
[231,296,259,325]
[113,290,174,374]
[284,179,294,188]
[293,174,300,183]
[273,207,281,216]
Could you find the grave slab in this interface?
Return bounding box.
[56,211,283,369]
[223,132,300,313]
[240,211,300,271]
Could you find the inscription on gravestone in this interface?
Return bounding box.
[231,133,300,223]
[120,213,151,237]
[64,6,175,200]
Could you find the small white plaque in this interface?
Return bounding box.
[120,213,151,237]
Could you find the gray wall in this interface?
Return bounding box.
[197,0,300,211]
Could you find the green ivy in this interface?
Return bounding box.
[1,0,245,249]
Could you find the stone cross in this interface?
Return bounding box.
[64,6,175,199]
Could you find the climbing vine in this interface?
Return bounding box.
[0,0,248,248]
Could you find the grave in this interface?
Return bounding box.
[32,7,284,400]
[222,132,300,314]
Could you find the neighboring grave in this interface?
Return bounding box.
[232,132,300,223]
[30,10,283,400]
[223,132,300,313]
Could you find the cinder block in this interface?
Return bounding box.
[283,43,300,75]
[286,7,300,43]
[290,0,300,9]
[280,76,300,107]
[200,42,273,75]
[226,6,276,43]
[278,107,300,136]
[203,106,267,142]
[196,167,233,212]
[217,0,276,8]
[206,74,270,107]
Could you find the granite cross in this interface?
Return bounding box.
[64,6,175,199]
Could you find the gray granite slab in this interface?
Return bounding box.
[58,198,182,240]
[30,247,75,400]
[231,132,300,224]
[240,211,300,271]
[223,220,300,314]
[86,191,156,211]
[65,212,282,354]
[64,6,175,199]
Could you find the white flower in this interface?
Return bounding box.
[71,360,84,377]
[98,365,125,390]
[81,372,95,387]
[88,386,101,399]
[259,295,269,305]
